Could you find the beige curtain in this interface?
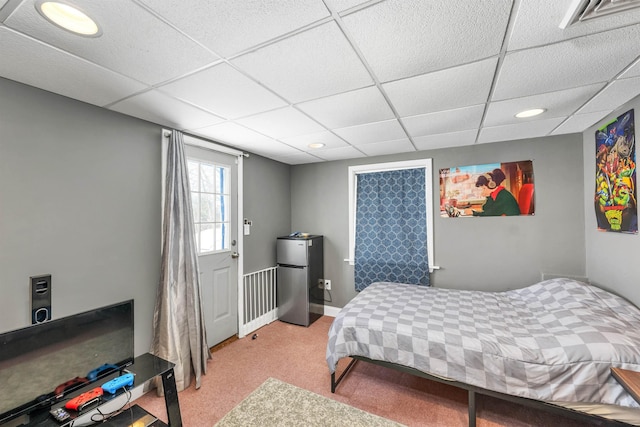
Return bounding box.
[151,130,210,392]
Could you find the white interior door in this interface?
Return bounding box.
[185,145,239,347]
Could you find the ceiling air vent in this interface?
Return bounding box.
[559,0,640,28]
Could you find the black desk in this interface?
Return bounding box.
[22,353,181,427]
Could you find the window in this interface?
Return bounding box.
[188,159,231,254]
[348,159,435,289]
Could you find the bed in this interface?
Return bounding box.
[326,278,640,426]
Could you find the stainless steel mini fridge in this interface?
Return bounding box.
[276,235,323,326]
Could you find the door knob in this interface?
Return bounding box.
[231,252,240,259]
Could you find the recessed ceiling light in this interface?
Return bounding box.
[308,143,325,149]
[515,108,546,119]
[37,1,101,37]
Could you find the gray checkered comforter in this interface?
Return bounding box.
[326,278,640,407]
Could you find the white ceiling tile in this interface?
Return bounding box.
[485,83,604,127]
[413,130,478,151]
[296,86,395,129]
[357,138,416,156]
[494,25,640,100]
[239,141,301,156]
[2,0,638,165]
[314,146,366,161]
[232,22,372,103]
[194,122,276,146]
[551,111,612,135]
[508,0,640,50]
[4,0,218,85]
[477,117,566,144]
[620,58,640,79]
[275,152,325,165]
[334,119,406,145]
[159,63,287,119]
[191,124,301,161]
[236,107,325,139]
[384,59,497,117]
[279,131,348,150]
[578,76,640,114]
[108,90,224,130]
[341,0,512,82]
[324,0,371,13]
[403,105,485,137]
[140,0,330,58]
[0,28,147,106]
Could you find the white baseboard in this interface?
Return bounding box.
[311,303,341,318]
[323,305,341,317]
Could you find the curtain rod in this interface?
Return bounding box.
[163,129,249,158]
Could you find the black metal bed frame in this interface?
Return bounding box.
[331,356,632,427]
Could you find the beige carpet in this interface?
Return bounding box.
[214,377,405,427]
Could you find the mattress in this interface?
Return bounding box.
[326,278,640,407]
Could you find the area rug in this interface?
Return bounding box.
[214,377,405,426]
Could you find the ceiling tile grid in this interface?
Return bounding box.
[236,106,326,140]
[313,145,367,161]
[159,63,288,119]
[477,117,567,144]
[4,0,219,85]
[507,0,640,50]
[357,138,415,156]
[1,0,639,164]
[108,89,226,130]
[231,22,373,104]
[551,111,612,135]
[402,105,486,138]
[296,85,395,129]
[279,130,349,151]
[620,59,640,79]
[333,119,406,145]
[339,0,513,82]
[493,24,640,101]
[483,83,606,127]
[0,27,148,107]
[383,58,498,117]
[578,76,640,114]
[413,130,479,151]
[137,0,331,58]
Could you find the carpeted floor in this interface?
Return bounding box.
[135,316,600,426]
[214,377,404,427]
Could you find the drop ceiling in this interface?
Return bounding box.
[1,0,639,164]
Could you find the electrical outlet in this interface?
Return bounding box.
[318,279,324,289]
[323,279,331,290]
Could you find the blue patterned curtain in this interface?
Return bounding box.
[354,168,430,291]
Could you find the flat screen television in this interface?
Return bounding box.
[0,300,134,425]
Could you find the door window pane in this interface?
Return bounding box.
[200,223,214,252]
[216,195,230,222]
[187,159,231,254]
[188,160,199,191]
[190,193,200,223]
[217,166,230,194]
[201,194,216,222]
[201,163,215,193]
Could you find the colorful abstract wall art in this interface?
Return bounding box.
[595,109,637,234]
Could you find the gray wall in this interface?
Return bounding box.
[8,71,635,336]
[291,134,586,308]
[583,94,640,307]
[0,77,162,354]
[242,154,291,273]
[0,77,291,354]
